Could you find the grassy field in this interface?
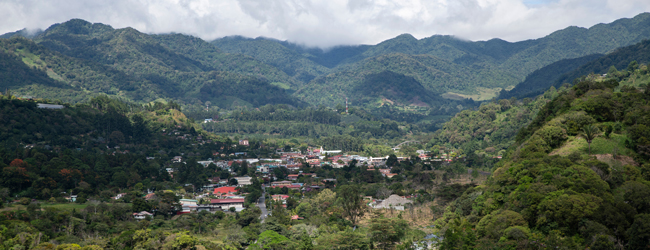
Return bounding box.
[442,86,513,101]
[270,82,291,90]
[550,133,632,156]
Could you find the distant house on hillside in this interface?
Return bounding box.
[239,139,249,146]
[37,103,65,109]
[210,198,245,210]
[372,194,412,210]
[133,211,153,220]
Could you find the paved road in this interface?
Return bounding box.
[257,187,268,222]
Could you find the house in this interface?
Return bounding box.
[213,186,238,196]
[180,199,198,206]
[287,174,300,180]
[386,173,398,179]
[271,181,293,187]
[65,195,77,202]
[197,161,214,167]
[239,139,249,146]
[286,164,301,171]
[113,193,127,200]
[172,156,182,163]
[37,103,65,109]
[211,198,245,210]
[257,165,270,173]
[372,195,413,210]
[179,199,198,214]
[272,195,289,201]
[208,177,221,183]
[133,211,153,220]
[233,176,252,187]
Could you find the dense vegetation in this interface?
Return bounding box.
[434,65,650,249]
[215,12,650,105]
[429,90,557,158]
[1,20,303,109]
[2,12,650,250]
[499,54,603,99]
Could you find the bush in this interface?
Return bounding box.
[536,125,568,148]
[19,197,31,205]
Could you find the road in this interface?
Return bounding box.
[257,186,268,222]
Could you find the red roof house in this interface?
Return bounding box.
[213,186,238,196]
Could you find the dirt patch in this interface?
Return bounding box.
[594,154,637,166]
[409,96,430,107]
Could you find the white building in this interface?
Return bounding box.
[233,176,252,187]
[133,211,153,220]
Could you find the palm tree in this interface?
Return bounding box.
[582,124,599,154]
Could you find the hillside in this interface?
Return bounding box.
[293,53,513,107]
[499,54,604,99]
[434,65,650,249]
[0,19,304,108]
[429,88,559,158]
[553,39,650,88]
[2,13,650,109]
[213,12,650,105]
[502,39,650,99]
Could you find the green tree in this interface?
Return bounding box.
[336,185,366,225]
[370,215,409,249]
[627,214,650,250]
[250,230,293,249]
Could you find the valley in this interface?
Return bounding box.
[0,11,649,250]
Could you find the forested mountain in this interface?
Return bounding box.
[0,19,304,108]
[499,54,604,99]
[435,65,650,249]
[553,39,650,88]
[429,88,559,158]
[502,39,650,99]
[212,12,650,105]
[2,13,650,110]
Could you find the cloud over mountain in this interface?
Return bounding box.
[1,0,650,48]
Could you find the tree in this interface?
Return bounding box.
[251,230,293,249]
[627,213,650,250]
[582,124,599,154]
[386,154,398,167]
[370,215,409,249]
[336,185,366,225]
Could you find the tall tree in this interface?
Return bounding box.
[336,185,366,225]
[582,124,599,154]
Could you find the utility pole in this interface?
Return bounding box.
[345,97,348,114]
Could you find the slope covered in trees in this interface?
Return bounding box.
[213,12,650,105]
[434,65,650,249]
[3,13,650,110]
[553,39,650,89]
[499,54,604,99]
[0,19,304,108]
[429,89,558,158]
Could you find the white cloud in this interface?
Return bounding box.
[0,0,649,48]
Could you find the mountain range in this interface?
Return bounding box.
[2,12,650,110]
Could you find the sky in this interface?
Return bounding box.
[1,0,650,48]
